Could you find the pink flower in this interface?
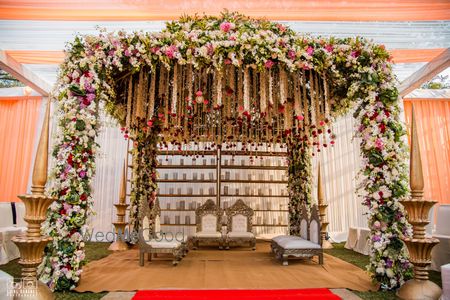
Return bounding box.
[219,22,234,33]
[195,90,203,97]
[319,120,325,126]
[276,23,286,33]
[288,50,296,60]
[306,46,314,56]
[264,60,275,69]
[296,115,304,121]
[325,44,334,53]
[150,46,160,54]
[165,45,177,59]
[124,49,131,57]
[351,50,360,58]
[79,170,87,178]
[147,120,153,127]
[224,58,232,65]
[375,138,384,150]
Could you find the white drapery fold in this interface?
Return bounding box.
[311,112,368,241]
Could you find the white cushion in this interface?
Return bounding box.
[309,219,319,244]
[146,239,181,248]
[278,238,321,249]
[227,232,254,238]
[194,231,222,238]
[272,235,304,243]
[300,219,308,240]
[231,214,247,233]
[201,214,218,233]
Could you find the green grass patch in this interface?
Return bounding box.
[0,242,111,299]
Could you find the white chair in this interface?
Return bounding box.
[138,199,185,266]
[192,199,224,249]
[271,204,323,266]
[224,199,256,250]
[14,202,27,228]
[432,205,450,271]
[442,264,450,300]
[436,205,450,236]
[0,203,23,265]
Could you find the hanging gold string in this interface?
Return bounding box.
[147,69,156,120]
[309,70,316,126]
[314,72,321,122]
[126,76,133,129]
[243,67,250,112]
[164,66,170,128]
[279,66,287,105]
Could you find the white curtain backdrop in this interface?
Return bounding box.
[311,112,368,242]
[87,115,128,239]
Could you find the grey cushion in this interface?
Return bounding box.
[278,238,321,249]
[272,235,304,243]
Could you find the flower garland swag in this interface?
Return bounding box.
[127,118,162,242]
[288,140,312,235]
[42,11,411,291]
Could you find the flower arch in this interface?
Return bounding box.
[41,12,412,291]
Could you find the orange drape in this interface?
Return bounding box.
[404,99,450,204]
[0,97,42,202]
[0,0,449,21]
[4,49,446,66]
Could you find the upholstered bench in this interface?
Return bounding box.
[271,204,323,266]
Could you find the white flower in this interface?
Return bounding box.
[386,268,395,278]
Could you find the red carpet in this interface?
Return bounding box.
[133,289,341,300]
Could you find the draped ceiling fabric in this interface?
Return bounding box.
[0,96,42,202]
[1,0,449,21]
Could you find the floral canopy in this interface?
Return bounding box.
[41,12,411,292]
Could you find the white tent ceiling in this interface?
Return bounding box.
[0,20,449,95]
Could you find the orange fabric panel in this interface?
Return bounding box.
[0,97,42,202]
[390,49,448,64]
[4,49,445,65]
[404,99,450,204]
[0,0,449,21]
[5,50,65,65]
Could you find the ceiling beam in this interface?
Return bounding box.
[0,50,50,96]
[399,48,450,97]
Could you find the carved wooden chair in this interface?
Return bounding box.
[272,204,323,266]
[138,199,185,266]
[192,199,224,249]
[224,199,256,250]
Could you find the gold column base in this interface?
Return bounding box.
[397,279,441,300]
[108,240,129,251]
[322,239,333,249]
[109,222,129,251]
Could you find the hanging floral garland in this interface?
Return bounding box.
[42,11,411,291]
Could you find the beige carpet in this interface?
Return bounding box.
[76,242,377,292]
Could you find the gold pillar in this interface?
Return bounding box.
[11,99,55,299]
[317,163,333,249]
[397,106,441,300]
[109,160,129,251]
